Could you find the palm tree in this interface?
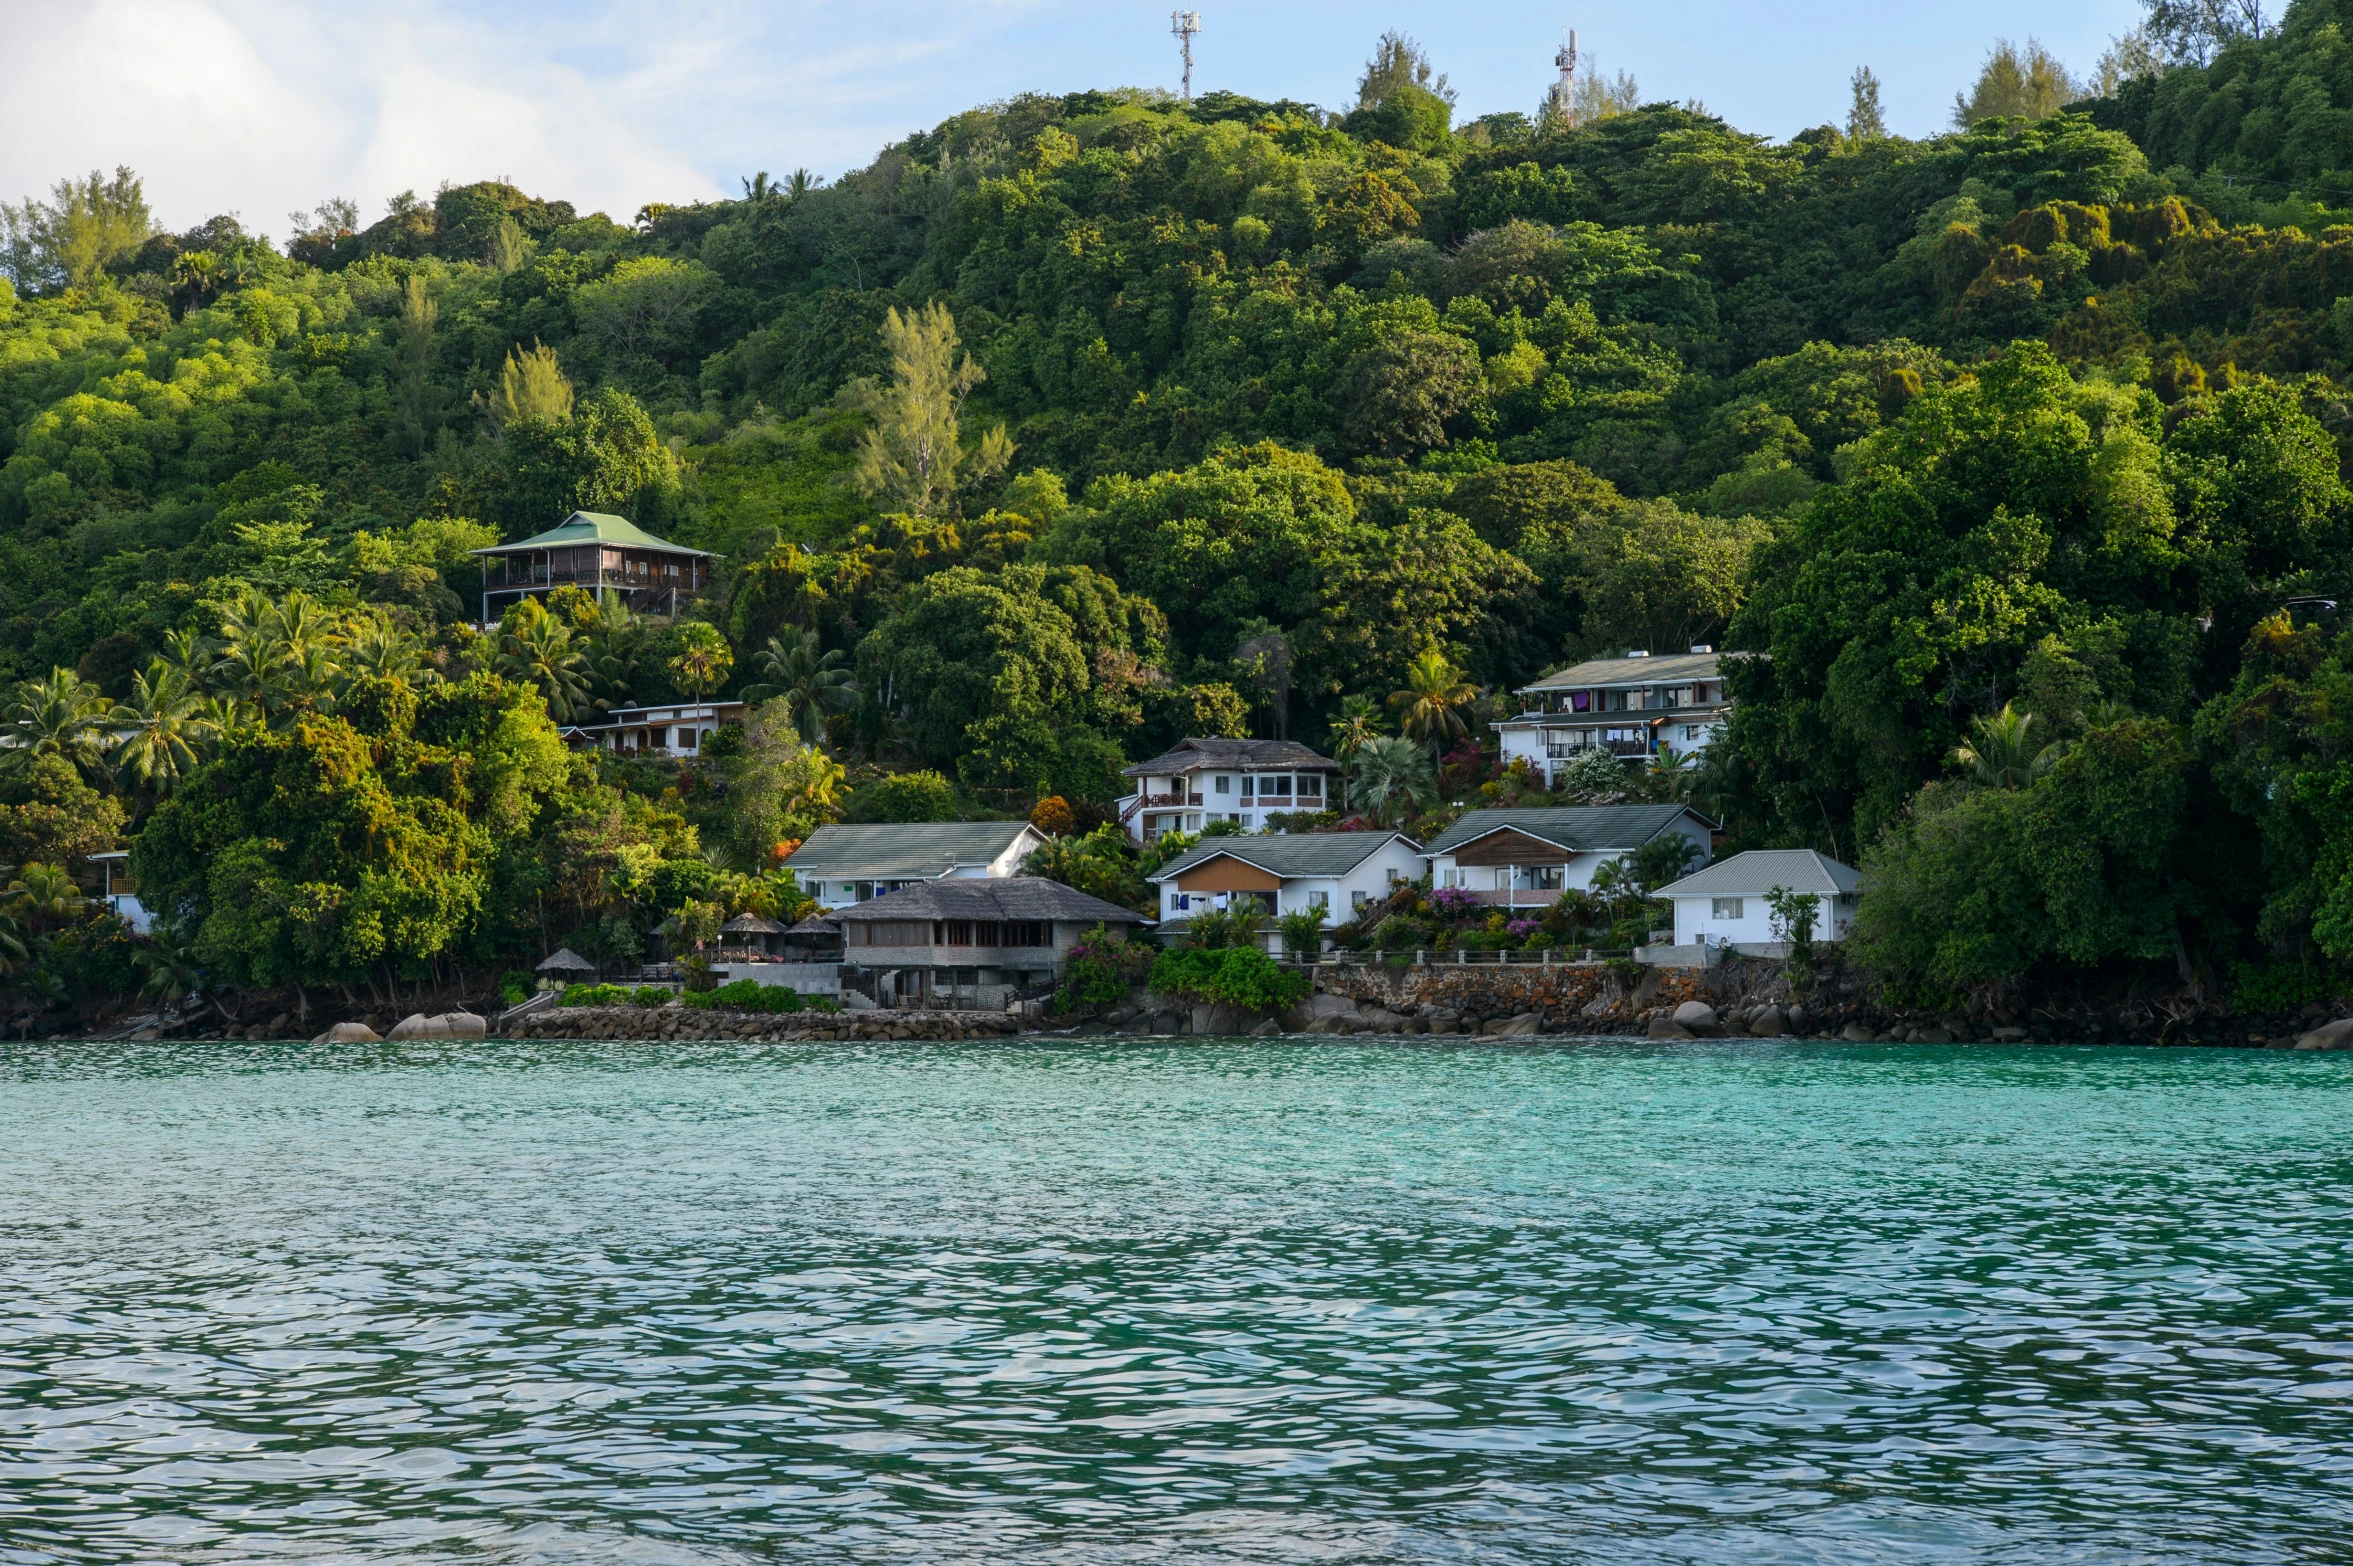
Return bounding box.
[132,924,208,1029]
[1352,734,1436,827]
[1647,748,1698,801]
[2,668,110,777]
[740,626,856,745]
[343,615,434,685]
[1325,694,1384,812]
[1953,702,2062,790]
[4,863,83,934]
[110,661,216,797]
[497,603,592,721]
[270,592,343,710]
[1389,645,1479,759]
[213,589,294,710]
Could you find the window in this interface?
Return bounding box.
[1351,889,1370,910]
[1214,775,1231,794]
[1683,725,1700,741]
[851,920,930,946]
[1241,776,1255,798]
[679,727,700,751]
[1296,775,1323,801]
[1571,690,1591,711]
[1712,897,1744,921]
[1259,775,1291,800]
[1308,890,1329,911]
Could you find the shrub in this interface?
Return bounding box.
[560,982,633,1007]
[498,970,535,1007]
[632,985,675,1007]
[1147,944,1309,1012]
[1058,923,1152,1010]
[678,978,841,1012]
[1277,908,1327,958]
[846,770,959,822]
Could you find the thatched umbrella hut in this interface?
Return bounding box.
[536,947,598,979]
[720,913,786,957]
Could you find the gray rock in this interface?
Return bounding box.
[1673,1000,1719,1030]
[1648,1015,1693,1039]
[1991,1026,2028,1041]
[1249,1019,1282,1036]
[443,1011,487,1040]
[1749,1006,1787,1038]
[1302,993,1360,1021]
[312,1020,381,1044]
[2295,1017,2353,1051]
[1153,1012,1185,1035]
[1839,1022,1875,1042]
[1916,1027,1954,1045]
[1497,1013,1543,1037]
[387,1012,448,1041]
[1360,1008,1404,1033]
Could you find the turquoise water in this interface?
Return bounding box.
[1,1039,2350,1565]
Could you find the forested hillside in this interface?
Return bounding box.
[9,3,2353,1009]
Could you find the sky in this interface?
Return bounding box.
[6,0,2150,238]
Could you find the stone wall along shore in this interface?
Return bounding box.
[504,1006,1021,1042]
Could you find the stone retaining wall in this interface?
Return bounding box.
[506,1005,1020,1042]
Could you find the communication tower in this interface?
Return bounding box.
[1172,11,1201,103]
[1550,28,1579,125]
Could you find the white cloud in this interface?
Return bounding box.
[0,0,719,237]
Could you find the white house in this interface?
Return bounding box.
[1115,738,1345,843]
[1147,831,1424,932]
[1655,849,1861,953]
[784,821,1048,910]
[562,700,749,759]
[1494,649,1734,784]
[1422,805,1715,906]
[89,850,151,935]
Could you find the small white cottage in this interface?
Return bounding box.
[1654,849,1862,953]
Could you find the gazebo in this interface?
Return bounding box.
[719,913,786,960]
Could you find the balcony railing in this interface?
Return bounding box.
[1141,792,1204,809]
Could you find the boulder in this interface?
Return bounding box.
[1302,993,1360,1021]
[1249,1019,1282,1036]
[1497,1012,1543,1037]
[1360,1007,1404,1033]
[1647,1015,1693,1039]
[2294,1017,2353,1051]
[1152,1012,1185,1035]
[1672,1001,1719,1032]
[1916,1027,1954,1045]
[1839,1022,1875,1042]
[1749,1006,1787,1038]
[1991,1026,2028,1042]
[387,1013,449,1041]
[443,1011,487,1040]
[312,1020,381,1044]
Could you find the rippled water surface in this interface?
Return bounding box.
[2,1039,2351,1564]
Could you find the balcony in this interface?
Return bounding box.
[1141,792,1205,809]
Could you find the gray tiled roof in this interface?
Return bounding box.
[1122,737,1340,777]
[1148,831,1418,882]
[783,821,1038,880]
[1422,805,1710,857]
[1657,849,1860,898]
[834,877,1146,924]
[1519,651,1724,692]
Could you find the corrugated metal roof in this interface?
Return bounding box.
[783,821,1039,880]
[473,510,713,557]
[1519,651,1722,692]
[1122,737,1341,777]
[1422,805,1709,857]
[835,877,1146,923]
[1148,831,1418,883]
[1657,849,1861,898]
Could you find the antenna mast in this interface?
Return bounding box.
[1172,11,1201,103]
[1550,27,1579,126]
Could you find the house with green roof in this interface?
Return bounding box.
[470,510,715,623]
[1422,805,1715,906]
[1147,831,1423,932]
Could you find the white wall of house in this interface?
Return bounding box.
[1670,891,1856,947]
[1153,837,1422,925]
[1427,817,1712,896]
[1120,769,1337,842]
